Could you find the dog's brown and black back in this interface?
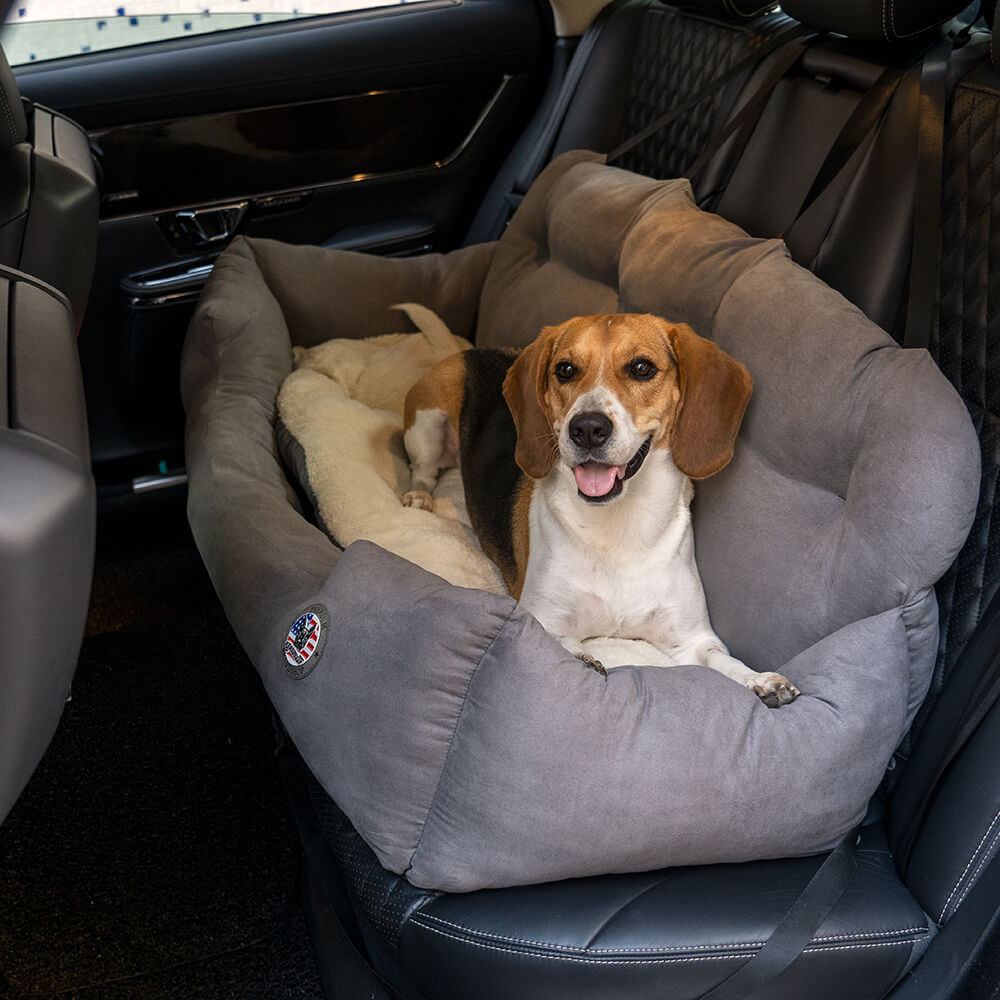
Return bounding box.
[455,348,524,590]
[403,346,527,593]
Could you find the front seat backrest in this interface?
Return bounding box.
[0,45,99,824]
[0,44,98,328]
[0,268,95,824]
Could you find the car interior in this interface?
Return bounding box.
[3,0,1000,998]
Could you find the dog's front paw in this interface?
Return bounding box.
[402,489,435,511]
[575,652,607,677]
[745,671,799,708]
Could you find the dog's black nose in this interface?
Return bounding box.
[569,411,613,449]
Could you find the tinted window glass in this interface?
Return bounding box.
[1,0,413,64]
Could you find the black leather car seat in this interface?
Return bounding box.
[279,3,1000,998]
[472,0,934,331]
[883,13,1000,988]
[548,0,953,332]
[0,43,99,328]
[467,0,791,246]
[0,45,98,824]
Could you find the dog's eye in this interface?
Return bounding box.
[555,361,577,383]
[629,358,658,380]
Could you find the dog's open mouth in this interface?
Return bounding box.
[574,437,652,503]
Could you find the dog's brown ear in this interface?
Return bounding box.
[666,322,753,480]
[502,328,558,479]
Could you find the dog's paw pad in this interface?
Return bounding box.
[402,489,435,511]
[746,672,799,708]
[575,653,607,677]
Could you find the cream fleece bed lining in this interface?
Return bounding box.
[276,303,506,595]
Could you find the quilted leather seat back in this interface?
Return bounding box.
[919,61,1000,726]
[612,4,782,180]
[883,11,1000,929]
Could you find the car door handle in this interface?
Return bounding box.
[167,202,248,249]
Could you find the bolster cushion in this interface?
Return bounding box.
[182,151,979,892]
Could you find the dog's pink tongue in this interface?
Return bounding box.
[574,462,625,497]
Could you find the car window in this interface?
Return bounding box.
[1,0,412,65]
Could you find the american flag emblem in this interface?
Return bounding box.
[284,611,322,668]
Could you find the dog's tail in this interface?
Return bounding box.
[393,302,470,360]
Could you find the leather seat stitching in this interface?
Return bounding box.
[938,806,1000,923]
[0,88,18,146]
[883,0,940,40]
[722,0,777,21]
[410,923,755,965]
[803,941,919,954]
[410,921,917,964]
[940,811,1000,923]
[951,825,1000,918]
[411,913,926,955]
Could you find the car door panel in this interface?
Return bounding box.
[93,78,507,218]
[11,0,549,485]
[14,0,543,128]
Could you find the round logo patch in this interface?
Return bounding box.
[283,604,329,679]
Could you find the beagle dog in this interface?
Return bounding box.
[402,313,799,707]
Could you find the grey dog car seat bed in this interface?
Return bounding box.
[182,151,979,894]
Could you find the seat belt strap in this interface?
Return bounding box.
[698,830,859,1000]
[510,0,633,198]
[890,10,987,868]
[903,37,952,350]
[469,0,635,240]
[607,22,812,167]
[680,34,813,186]
[782,64,908,235]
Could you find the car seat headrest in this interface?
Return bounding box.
[781,0,974,41]
[679,1,780,20]
[0,45,27,148]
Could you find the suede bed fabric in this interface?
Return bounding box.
[293,540,911,890]
[181,237,496,660]
[182,151,979,892]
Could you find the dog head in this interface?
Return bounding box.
[501,314,752,502]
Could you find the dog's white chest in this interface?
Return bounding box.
[545,567,672,643]
[519,463,712,658]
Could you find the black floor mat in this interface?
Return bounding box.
[0,490,323,999]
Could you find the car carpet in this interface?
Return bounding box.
[0,490,323,999]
